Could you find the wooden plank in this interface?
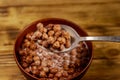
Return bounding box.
[0,0,120,7]
[0,65,26,80]
[0,6,120,29]
[0,0,120,27]
[81,59,120,80]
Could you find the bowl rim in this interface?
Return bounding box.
[14,18,93,80]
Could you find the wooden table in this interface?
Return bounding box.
[0,0,120,80]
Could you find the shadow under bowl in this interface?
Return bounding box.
[14,18,93,80]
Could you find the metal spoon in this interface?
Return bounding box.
[53,25,120,53]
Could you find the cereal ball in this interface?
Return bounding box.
[21,56,26,62]
[19,50,27,56]
[33,56,40,61]
[53,77,58,80]
[57,37,66,44]
[25,67,31,73]
[62,71,68,77]
[29,50,36,56]
[65,40,71,48]
[43,28,47,33]
[76,43,85,53]
[46,24,54,30]
[34,60,41,66]
[53,24,61,32]
[42,40,49,48]
[37,23,43,29]
[42,33,48,40]
[38,48,43,53]
[48,73,54,78]
[30,43,37,50]
[63,56,69,60]
[23,41,31,48]
[31,66,37,70]
[60,44,65,51]
[70,56,76,62]
[26,56,33,63]
[77,53,81,58]
[32,69,39,75]
[24,39,29,43]
[38,66,42,70]
[68,68,74,74]
[47,60,53,67]
[76,47,83,53]
[55,72,62,78]
[25,48,30,53]
[47,36,55,44]
[32,31,42,39]
[62,30,71,40]
[63,63,69,71]
[37,23,44,33]
[22,62,28,68]
[26,33,32,40]
[42,67,49,73]
[48,30,54,36]
[69,63,75,68]
[39,71,47,77]
[53,36,57,41]
[46,55,52,60]
[70,49,77,56]
[53,41,60,49]
[75,59,81,67]
[50,68,58,74]
[41,61,47,67]
[37,40,42,45]
[55,31,61,37]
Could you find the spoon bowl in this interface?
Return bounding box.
[53,25,120,53]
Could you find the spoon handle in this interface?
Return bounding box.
[80,36,120,42]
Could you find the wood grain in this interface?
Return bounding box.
[0,0,120,80]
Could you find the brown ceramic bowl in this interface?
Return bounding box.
[14,18,93,80]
